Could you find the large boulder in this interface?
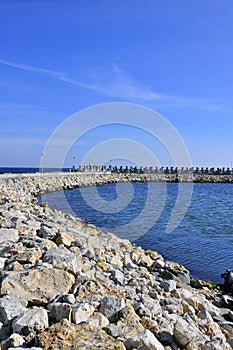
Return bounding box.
[37,319,126,350]
[1,266,75,304]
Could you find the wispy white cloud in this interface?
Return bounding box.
[0,59,94,90]
[0,58,228,112]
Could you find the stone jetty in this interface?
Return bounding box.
[0,172,233,349]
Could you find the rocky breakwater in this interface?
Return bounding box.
[0,173,233,349]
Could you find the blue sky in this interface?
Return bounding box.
[0,0,233,168]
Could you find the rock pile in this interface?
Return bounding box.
[0,173,233,349]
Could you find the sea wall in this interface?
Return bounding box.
[0,173,233,349]
[1,171,233,189]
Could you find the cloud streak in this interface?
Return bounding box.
[0,58,227,112]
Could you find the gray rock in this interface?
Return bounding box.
[0,257,7,269]
[43,246,82,274]
[0,229,19,244]
[19,236,57,252]
[99,297,125,321]
[111,269,124,285]
[72,302,95,324]
[124,255,137,270]
[173,317,207,346]
[62,294,76,304]
[202,338,231,349]
[48,302,72,322]
[0,295,28,326]
[12,307,49,341]
[38,225,55,239]
[152,258,165,269]
[227,338,233,348]
[160,280,176,292]
[127,278,138,286]
[141,294,162,317]
[104,324,121,338]
[1,333,25,350]
[81,247,95,259]
[0,321,10,341]
[124,329,165,350]
[88,312,109,329]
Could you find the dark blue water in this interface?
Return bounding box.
[41,182,233,283]
[0,167,69,174]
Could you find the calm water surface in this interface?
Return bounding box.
[40,183,233,283]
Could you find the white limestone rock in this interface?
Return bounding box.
[99,297,125,320]
[0,295,28,326]
[72,302,95,324]
[43,245,82,274]
[12,307,48,341]
[1,333,25,350]
[124,329,165,350]
[0,229,19,244]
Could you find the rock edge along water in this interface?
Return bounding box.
[0,172,233,349]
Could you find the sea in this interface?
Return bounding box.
[0,167,69,174]
[40,182,233,284]
[1,168,232,283]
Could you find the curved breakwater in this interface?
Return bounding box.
[0,172,233,348]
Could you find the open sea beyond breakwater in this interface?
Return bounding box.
[40,182,233,283]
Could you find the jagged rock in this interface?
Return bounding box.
[48,302,72,322]
[152,258,165,269]
[38,225,56,239]
[1,333,25,350]
[62,294,76,304]
[1,266,75,304]
[19,236,57,252]
[124,329,165,349]
[140,294,162,317]
[12,307,49,341]
[55,231,73,246]
[116,305,144,338]
[88,312,109,328]
[227,338,233,348]
[6,246,42,265]
[110,255,123,269]
[43,246,82,274]
[218,321,233,338]
[160,280,177,292]
[0,229,19,243]
[201,338,231,350]
[104,324,121,338]
[131,250,154,267]
[72,302,95,324]
[37,319,126,349]
[142,316,175,346]
[0,295,28,326]
[124,255,137,270]
[111,269,124,285]
[0,257,7,269]
[99,297,125,321]
[173,317,207,346]
[185,295,220,317]
[15,222,36,236]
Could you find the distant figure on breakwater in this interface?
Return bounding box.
[221,269,233,294]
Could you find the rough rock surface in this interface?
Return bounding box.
[0,172,232,349]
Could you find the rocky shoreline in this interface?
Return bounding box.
[0,172,233,349]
